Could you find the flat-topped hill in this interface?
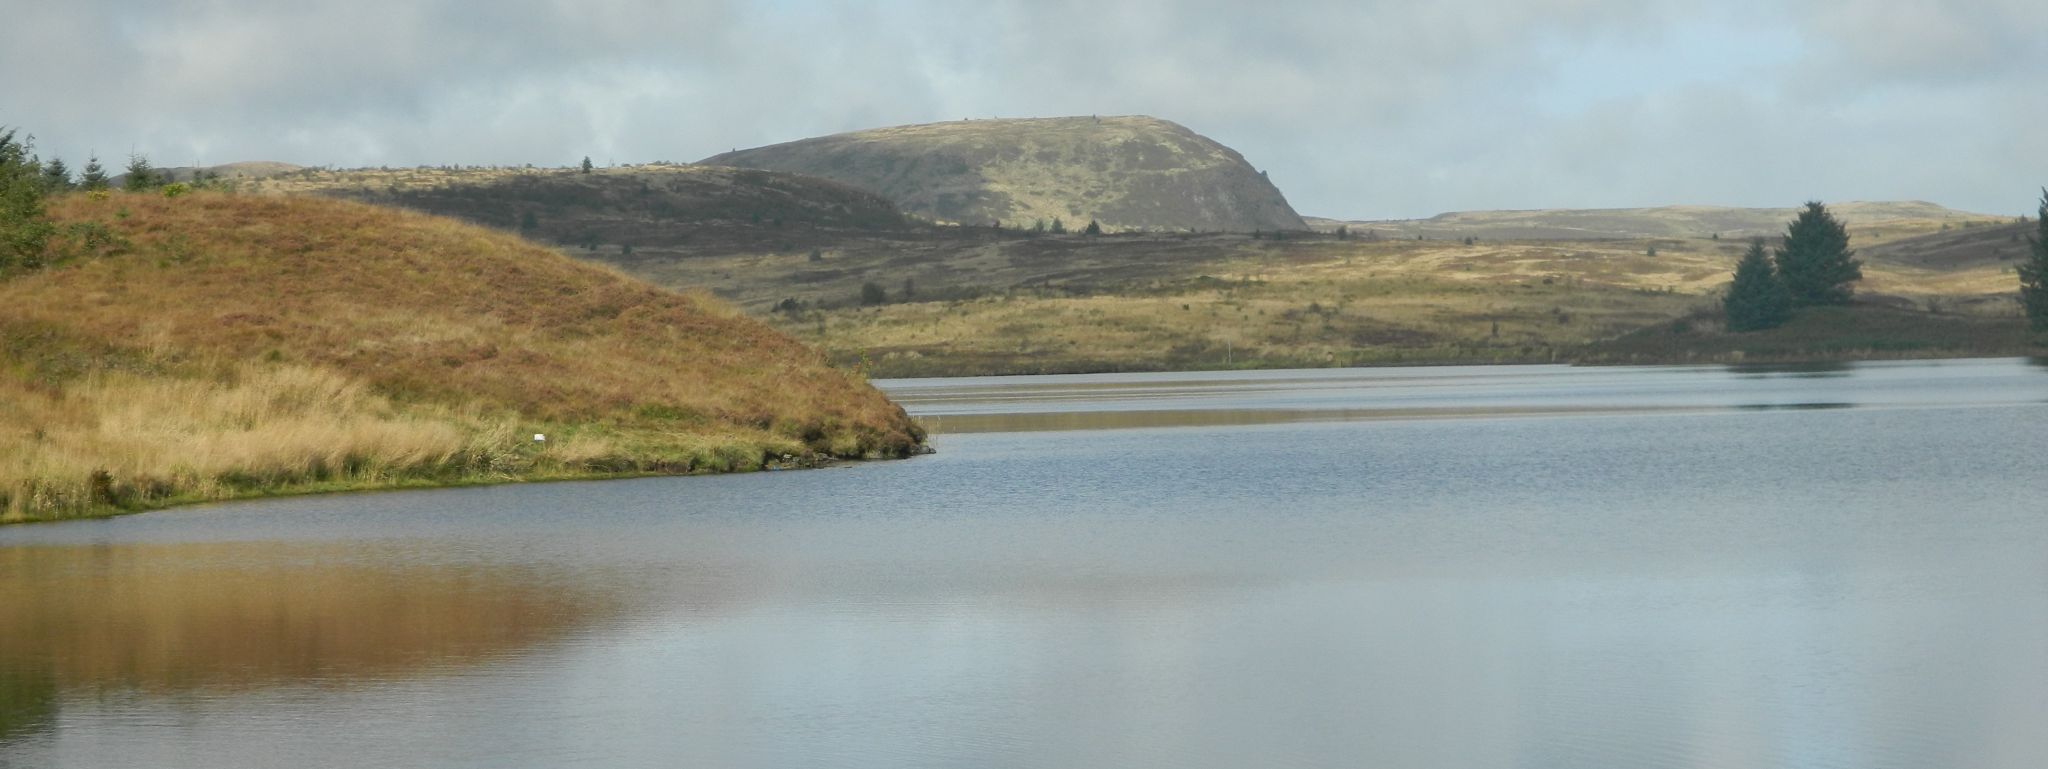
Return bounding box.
[0,192,922,522]
[701,116,1307,232]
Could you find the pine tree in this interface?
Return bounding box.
[1050,217,1066,234]
[1724,238,1792,332]
[580,156,594,174]
[80,155,109,191]
[1,128,54,271]
[1083,219,1102,236]
[1773,201,1861,306]
[123,154,157,191]
[40,158,72,191]
[2020,189,2048,332]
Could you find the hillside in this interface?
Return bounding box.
[1309,201,1996,241]
[701,116,1307,232]
[136,160,305,184]
[185,162,2029,377]
[1859,219,2036,270]
[614,225,2027,377]
[0,192,923,523]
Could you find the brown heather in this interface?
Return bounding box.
[0,192,922,522]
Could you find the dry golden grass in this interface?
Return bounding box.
[737,231,2024,376]
[0,192,922,522]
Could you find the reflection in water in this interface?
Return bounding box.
[917,404,1708,433]
[1733,401,1856,411]
[0,543,613,741]
[0,669,54,744]
[3,359,2047,769]
[1727,360,1854,378]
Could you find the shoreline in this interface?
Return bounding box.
[0,450,937,527]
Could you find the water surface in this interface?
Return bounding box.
[3,358,2045,768]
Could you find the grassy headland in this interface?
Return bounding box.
[0,192,923,523]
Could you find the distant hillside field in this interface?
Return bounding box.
[702,116,1307,233]
[0,193,923,523]
[191,156,2032,376]
[1309,201,1996,241]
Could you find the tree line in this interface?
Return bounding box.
[2,127,207,274]
[1724,196,2048,333]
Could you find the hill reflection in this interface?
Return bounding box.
[0,542,616,739]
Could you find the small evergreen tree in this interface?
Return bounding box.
[1050,217,1066,234]
[1083,219,1102,236]
[122,154,157,191]
[1336,225,1350,240]
[80,155,109,191]
[1773,201,1861,306]
[1,128,54,271]
[860,281,887,305]
[1032,219,1045,233]
[580,156,594,174]
[2020,189,2048,332]
[1724,238,1793,332]
[40,158,72,191]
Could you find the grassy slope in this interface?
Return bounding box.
[217,165,2034,375]
[646,228,2029,377]
[1308,201,2001,240]
[0,192,922,523]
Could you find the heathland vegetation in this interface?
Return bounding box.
[239,154,2035,375]
[0,138,922,523]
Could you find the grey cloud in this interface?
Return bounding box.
[2,0,2042,217]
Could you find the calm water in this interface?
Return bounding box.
[4,358,2047,769]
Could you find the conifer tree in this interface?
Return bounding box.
[1050,217,1066,234]
[1724,238,1792,332]
[2019,189,2048,332]
[40,158,72,191]
[123,153,157,191]
[1083,219,1102,236]
[580,156,594,174]
[1773,201,1862,306]
[1,128,53,271]
[80,155,108,190]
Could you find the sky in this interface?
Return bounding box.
[3,0,2044,219]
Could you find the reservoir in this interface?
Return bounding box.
[4,358,2046,768]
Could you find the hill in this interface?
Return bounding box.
[1859,219,2036,270]
[186,163,2030,377]
[1309,201,1995,241]
[232,163,910,254]
[0,192,923,523]
[701,116,1307,232]
[133,160,305,185]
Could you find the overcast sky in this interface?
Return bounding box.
[4,0,2043,218]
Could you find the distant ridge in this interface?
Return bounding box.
[1308,201,1996,240]
[702,116,1307,233]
